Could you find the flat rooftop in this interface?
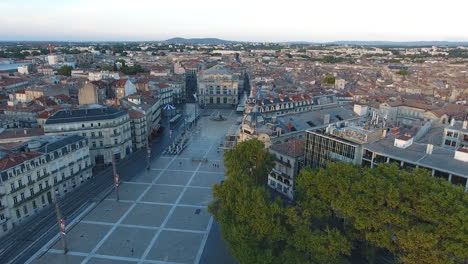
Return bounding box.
[363,134,468,177]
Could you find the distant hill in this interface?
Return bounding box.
[163,37,239,44]
[328,41,468,47]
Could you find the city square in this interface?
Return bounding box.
[32,109,237,264]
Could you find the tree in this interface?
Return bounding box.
[323,76,336,85]
[297,162,468,264]
[211,140,352,264]
[56,65,73,76]
[101,65,113,71]
[396,69,409,75]
[223,139,273,185]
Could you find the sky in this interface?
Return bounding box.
[1,0,468,42]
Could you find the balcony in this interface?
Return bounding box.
[275,159,292,168]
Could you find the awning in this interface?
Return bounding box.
[163,104,175,110]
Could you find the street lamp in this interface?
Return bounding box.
[52,163,68,254]
[53,186,68,254]
[112,150,120,201]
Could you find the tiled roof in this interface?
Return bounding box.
[270,139,306,157]
[45,107,127,125]
[0,152,42,171]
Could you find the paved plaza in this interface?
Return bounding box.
[32,109,237,264]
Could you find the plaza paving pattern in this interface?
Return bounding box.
[32,109,237,264]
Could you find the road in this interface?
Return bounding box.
[0,115,188,264]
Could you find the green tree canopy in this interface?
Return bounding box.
[210,140,352,264]
[213,149,468,264]
[297,162,468,264]
[323,76,336,85]
[396,69,409,75]
[223,139,273,184]
[56,65,73,76]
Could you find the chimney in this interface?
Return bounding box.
[450,118,455,126]
[382,129,387,138]
[463,120,467,130]
[426,144,433,154]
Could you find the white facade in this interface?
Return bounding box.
[44,108,132,165]
[0,135,92,237]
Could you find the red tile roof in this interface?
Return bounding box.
[0,152,42,171]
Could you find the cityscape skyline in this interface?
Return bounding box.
[1,0,468,42]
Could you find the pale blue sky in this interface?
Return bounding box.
[1,0,467,42]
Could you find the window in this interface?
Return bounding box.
[33,200,37,209]
[100,141,103,147]
[10,183,15,192]
[91,132,95,137]
[45,180,49,188]
[16,209,21,219]
[92,141,96,148]
[82,124,85,128]
[41,195,45,204]
[91,123,94,127]
[30,188,34,196]
[54,176,57,184]
[114,138,118,145]
[82,132,86,137]
[39,183,43,190]
[27,175,32,184]
[0,214,4,220]
[98,122,101,126]
[13,196,18,204]
[99,131,103,137]
[23,205,28,215]
[18,179,22,187]
[20,193,25,200]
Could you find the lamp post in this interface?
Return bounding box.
[53,189,68,254]
[112,152,119,201]
[146,137,151,170]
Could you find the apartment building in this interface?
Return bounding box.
[267,139,305,200]
[0,135,91,237]
[43,106,132,165]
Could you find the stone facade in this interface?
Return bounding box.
[197,65,239,106]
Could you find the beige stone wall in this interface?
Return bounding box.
[78,83,98,105]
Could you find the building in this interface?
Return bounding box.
[17,65,30,75]
[155,83,173,105]
[112,79,137,99]
[78,81,107,105]
[267,139,305,200]
[47,55,61,65]
[197,65,239,106]
[121,92,162,150]
[245,92,339,118]
[75,52,94,65]
[0,135,91,237]
[240,104,360,148]
[304,120,468,192]
[335,78,346,90]
[442,118,468,150]
[127,109,147,151]
[43,106,132,165]
[37,66,54,76]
